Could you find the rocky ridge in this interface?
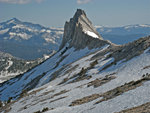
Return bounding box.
[60,9,111,50]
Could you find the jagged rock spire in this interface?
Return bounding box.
[73,9,86,22]
[59,9,111,50]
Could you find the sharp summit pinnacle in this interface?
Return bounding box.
[59,9,111,50]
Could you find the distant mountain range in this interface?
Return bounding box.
[96,24,150,44]
[0,18,63,60]
[0,18,61,82]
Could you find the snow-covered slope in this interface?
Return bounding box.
[96,24,150,44]
[0,9,150,113]
[0,18,63,60]
[1,35,150,113]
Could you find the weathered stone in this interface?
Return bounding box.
[59,9,112,50]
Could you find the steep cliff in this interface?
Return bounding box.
[60,9,111,50]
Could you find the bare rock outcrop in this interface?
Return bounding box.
[59,9,112,50]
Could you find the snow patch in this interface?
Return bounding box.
[139,24,150,27]
[84,30,99,38]
[40,29,46,32]
[144,47,150,53]
[9,32,32,40]
[46,30,51,33]
[0,29,9,34]
[12,24,38,32]
[5,60,13,70]
[45,38,56,43]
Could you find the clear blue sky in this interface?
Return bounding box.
[0,0,150,27]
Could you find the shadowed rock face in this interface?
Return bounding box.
[60,9,111,50]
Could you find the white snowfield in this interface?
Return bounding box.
[84,30,99,38]
[9,32,32,40]
[12,24,38,32]
[1,46,150,113]
[0,44,105,101]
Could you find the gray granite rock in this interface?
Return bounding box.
[60,9,112,50]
